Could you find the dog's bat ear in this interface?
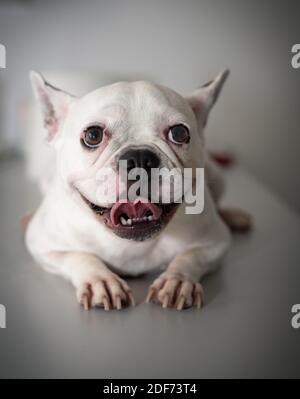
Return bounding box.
[30,71,75,142]
[186,69,230,128]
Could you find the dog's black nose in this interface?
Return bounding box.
[119,149,160,173]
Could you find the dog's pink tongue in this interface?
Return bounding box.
[110,199,162,226]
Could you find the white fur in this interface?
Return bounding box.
[25,71,231,310]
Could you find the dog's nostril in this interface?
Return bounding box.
[127,159,136,171]
[142,154,160,172]
[120,149,160,173]
[144,154,160,170]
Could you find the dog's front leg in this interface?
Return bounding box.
[146,224,231,310]
[45,252,135,310]
[146,249,205,310]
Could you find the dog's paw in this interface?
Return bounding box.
[76,275,135,311]
[146,273,203,310]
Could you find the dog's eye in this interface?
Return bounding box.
[168,124,190,144]
[82,126,104,149]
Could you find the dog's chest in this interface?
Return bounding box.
[78,231,182,275]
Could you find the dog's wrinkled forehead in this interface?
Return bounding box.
[70,81,195,138]
[31,69,229,146]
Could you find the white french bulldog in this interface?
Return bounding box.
[25,70,248,311]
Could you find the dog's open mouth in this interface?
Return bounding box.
[81,195,179,240]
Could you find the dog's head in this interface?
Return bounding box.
[31,71,229,241]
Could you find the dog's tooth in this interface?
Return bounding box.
[120,216,127,226]
[148,216,153,221]
[133,218,137,222]
[127,218,132,225]
[143,216,148,221]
